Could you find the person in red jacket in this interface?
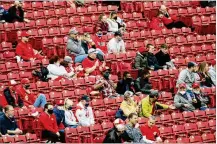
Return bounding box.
[39,103,65,143]
[16,31,44,61]
[150,12,166,30]
[92,30,107,54]
[15,78,47,108]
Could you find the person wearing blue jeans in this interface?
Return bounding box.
[33,94,47,108]
[75,49,105,63]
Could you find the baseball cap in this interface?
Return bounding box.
[88,48,98,54]
[55,99,64,106]
[149,90,159,98]
[187,62,197,68]
[21,78,30,84]
[114,31,122,37]
[20,31,29,37]
[179,83,186,89]
[113,118,125,125]
[8,80,17,86]
[64,56,73,63]
[81,95,90,102]
[138,47,146,53]
[192,83,200,89]
[69,28,78,35]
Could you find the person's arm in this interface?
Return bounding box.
[116,81,123,94]
[84,65,97,74]
[143,136,154,143]
[65,111,77,126]
[17,7,24,22]
[16,44,31,60]
[174,95,184,108]
[93,79,104,90]
[156,102,169,109]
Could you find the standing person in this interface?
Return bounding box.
[4,1,30,23]
[116,72,136,95]
[140,90,175,118]
[16,31,44,61]
[93,67,119,98]
[176,62,198,90]
[64,99,78,128]
[67,28,87,63]
[155,44,174,69]
[107,31,125,54]
[208,60,216,86]
[95,13,109,34]
[39,103,65,143]
[174,83,196,112]
[103,118,127,143]
[140,116,162,143]
[15,78,47,108]
[146,44,163,70]
[125,113,144,143]
[197,62,214,87]
[75,95,94,126]
[0,105,23,135]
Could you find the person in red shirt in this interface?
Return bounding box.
[150,12,166,30]
[92,30,108,54]
[15,78,47,108]
[82,48,106,75]
[16,31,44,61]
[140,116,162,143]
[39,103,65,143]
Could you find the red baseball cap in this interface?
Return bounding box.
[21,78,30,84]
[55,99,64,106]
[20,31,29,37]
[192,83,200,89]
[113,118,125,125]
[179,83,186,88]
[138,47,146,53]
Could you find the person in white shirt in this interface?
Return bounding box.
[208,60,216,86]
[107,31,125,54]
[75,95,94,126]
[47,56,74,80]
[64,98,78,128]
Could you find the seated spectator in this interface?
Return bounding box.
[107,11,126,33]
[146,44,163,70]
[16,32,44,61]
[135,69,152,94]
[39,103,65,143]
[159,5,187,29]
[92,30,107,54]
[60,56,75,75]
[0,105,23,135]
[208,60,216,86]
[140,90,175,117]
[53,100,65,131]
[64,98,78,128]
[134,47,149,72]
[0,105,3,117]
[103,118,129,143]
[15,78,47,108]
[140,116,162,143]
[187,83,210,110]
[119,91,139,119]
[174,83,196,112]
[95,13,109,35]
[67,28,87,63]
[150,12,166,30]
[4,1,30,23]
[125,113,144,143]
[4,80,23,108]
[0,7,7,23]
[116,72,136,95]
[155,44,175,69]
[75,95,94,126]
[107,31,125,54]
[47,56,75,80]
[176,62,198,90]
[82,48,106,75]
[198,62,214,87]
[94,67,119,98]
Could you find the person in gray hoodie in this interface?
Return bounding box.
[67,28,87,63]
[174,83,196,112]
[176,62,198,90]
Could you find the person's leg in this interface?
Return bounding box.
[33,94,47,108]
[42,130,59,143]
[173,21,187,28]
[74,54,88,63]
[59,131,65,143]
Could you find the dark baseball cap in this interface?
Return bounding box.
[114,31,122,37]
[187,62,197,68]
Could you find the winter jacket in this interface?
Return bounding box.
[67,37,85,56]
[174,92,196,111]
[146,52,163,70]
[176,69,195,90]
[135,77,152,94]
[134,52,148,70]
[155,50,171,66]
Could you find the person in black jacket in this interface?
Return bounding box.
[155,44,174,69]
[3,80,23,108]
[116,72,136,95]
[135,69,153,94]
[4,1,29,23]
[146,44,163,70]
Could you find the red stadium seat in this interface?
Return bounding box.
[14,135,27,143]
[94,110,107,123]
[90,124,103,138]
[208,119,216,130]
[191,45,202,55]
[189,135,202,143]
[103,98,117,110]
[0,42,12,52]
[159,127,174,140]
[195,55,207,63]
[32,2,43,10]
[65,128,81,143]
[205,109,216,119]
[74,89,87,97]
[55,9,66,17]
[172,125,187,138]
[196,121,210,133]
[26,133,40,143]
[33,11,44,19]
[5,62,19,71]
[177,137,190,143]
[58,17,70,26]
[42,1,53,9]
[102,121,113,133]
[35,19,47,28]
[164,139,177,143]
[2,136,15,143]
[160,114,174,126]
[194,110,208,121]
[77,7,88,14]
[202,133,215,143]
[47,18,59,27]
[19,71,33,80]
[49,92,63,100]
[91,99,105,111]
[184,123,199,136]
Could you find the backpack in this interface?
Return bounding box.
[33,64,49,82]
